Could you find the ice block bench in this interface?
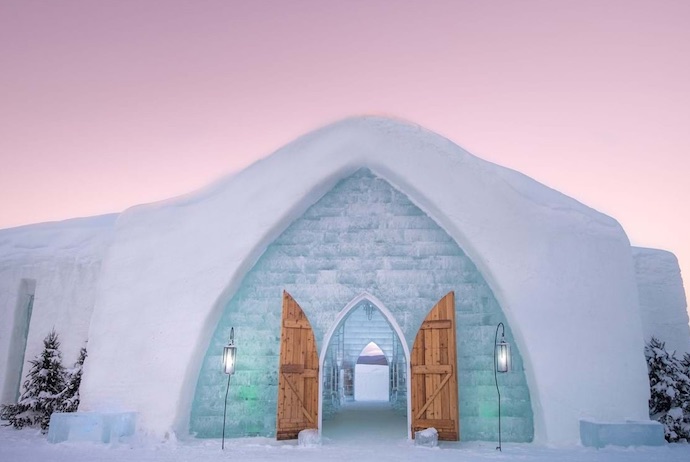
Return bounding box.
[579,419,664,448]
[47,412,136,444]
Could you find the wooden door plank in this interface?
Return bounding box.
[281,372,315,424]
[412,365,452,374]
[414,373,452,419]
[283,319,312,329]
[431,326,442,419]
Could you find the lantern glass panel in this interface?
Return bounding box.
[496,341,511,373]
[223,345,237,375]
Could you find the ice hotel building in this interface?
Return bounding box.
[1,117,688,445]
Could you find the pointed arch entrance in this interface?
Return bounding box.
[272,290,460,441]
[318,292,412,438]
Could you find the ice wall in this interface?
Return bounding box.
[0,215,116,404]
[633,247,690,355]
[190,170,533,441]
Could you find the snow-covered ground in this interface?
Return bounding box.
[2,402,689,462]
[2,425,689,462]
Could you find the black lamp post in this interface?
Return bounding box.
[222,327,237,450]
[494,322,511,451]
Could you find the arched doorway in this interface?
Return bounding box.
[275,291,460,441]
[318,293,410,438]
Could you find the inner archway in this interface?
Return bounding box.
[318,294,410,439]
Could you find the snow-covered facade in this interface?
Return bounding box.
[0,117,687,445]
[0,215,116,405]
[633,248,690,356]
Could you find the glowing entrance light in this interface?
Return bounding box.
[494,322,511,452]
[221,327,237,450]
[496,337,511,373]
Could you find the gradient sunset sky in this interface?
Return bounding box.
[1,1,688,307]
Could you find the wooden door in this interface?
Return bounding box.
[411,291,459,440]
[276,291,319,440]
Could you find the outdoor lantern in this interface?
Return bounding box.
[221,327,237,450]
[493,322,511,452]
[223,328,237,375]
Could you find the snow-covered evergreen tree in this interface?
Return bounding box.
[57,346,87,413]
[679,353,690,437]
[645,337,690,442]
[0,330,66,431]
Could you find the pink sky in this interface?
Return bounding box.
[1,1,689,309]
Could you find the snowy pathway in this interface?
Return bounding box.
[321,400,407,442]
[2,417,690,462]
